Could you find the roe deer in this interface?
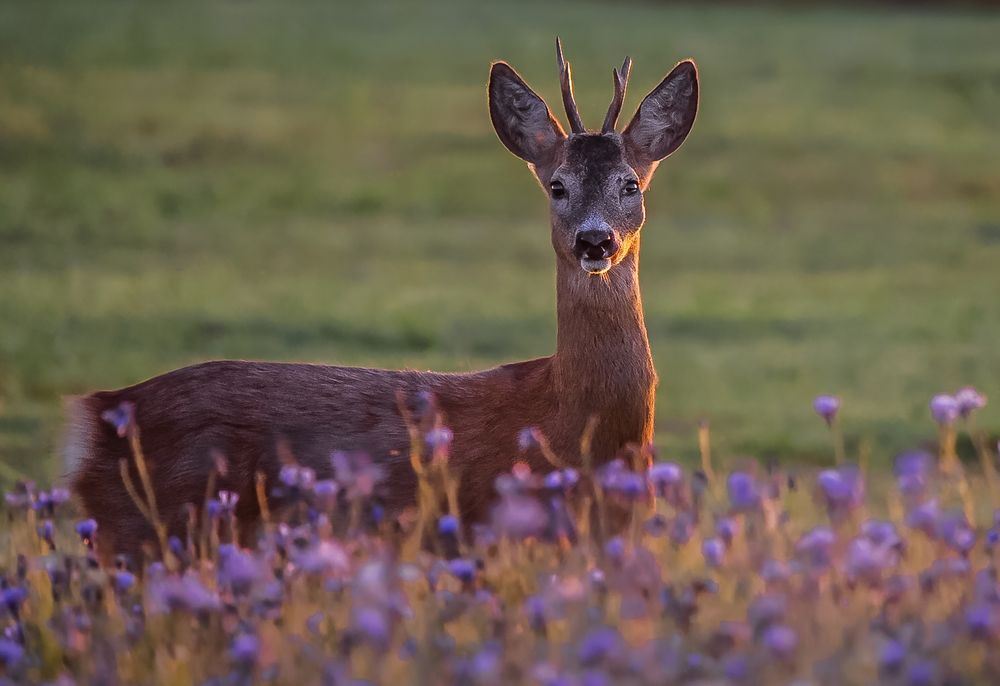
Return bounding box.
[64,39,699,559]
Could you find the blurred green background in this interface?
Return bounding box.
[1,1,998,484]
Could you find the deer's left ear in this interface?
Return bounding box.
[623,60,698,166]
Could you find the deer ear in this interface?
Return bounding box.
[623,60,698,165]
[489,62,566,165]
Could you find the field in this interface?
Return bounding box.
[1,0,999,483]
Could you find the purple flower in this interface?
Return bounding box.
[425,426,454,450]
[517,427,539,451]
[1,587,27,614]
[813,395,841,425]
[715,518,738,544]
[599,463,645,500]
[929,394,959,426]
[75,518,97,542]
[907,660,935,686]
[218,546,262,593]
[748,593,787,630]
[578,626,622,666]
[279,465,316,490]
[113,571,136,592]
[0,638,23,667]
[37,519,55,546]
[861,520,903,549]
[816,465,864,515]
[796,526,835,570]
[314,479,339,500]
[727,472,760,511]
[491,494,547,539]
[217,490,240,512]
[845,537,899,585]
[669,512,695,546]
[702,538,725,568]
[894,451,932,499]
[762,624,797,658]
[448,559,476,583]
[648,461,682,485]
[966,604,997,639]
[937,511,976,553]
[230,633,259,665]
[353,607,390,648]
[880,640,905,673]
[905,500,940,537]
[438,515,459,536]
[955,386,987,418]
[101,401,135,437]
[604,537,626,563]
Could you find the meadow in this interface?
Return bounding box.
[1,0,999,482]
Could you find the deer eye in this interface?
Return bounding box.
[549,180,566,199]
[622,180,640,197]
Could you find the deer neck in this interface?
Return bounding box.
[551,241,656,412]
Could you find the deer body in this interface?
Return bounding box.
[65,40,698,559]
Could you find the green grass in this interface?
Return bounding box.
[1,1,998,483]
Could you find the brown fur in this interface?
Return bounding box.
[65,44,699,560]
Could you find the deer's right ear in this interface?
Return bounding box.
[489,62,566,166]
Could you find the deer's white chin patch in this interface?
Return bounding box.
[580,257,611,275]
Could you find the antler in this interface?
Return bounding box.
[556,37,586,134]
[601,56,632,134]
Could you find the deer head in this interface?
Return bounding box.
[488,38,698,276]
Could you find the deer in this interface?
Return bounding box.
[63,39,699,561]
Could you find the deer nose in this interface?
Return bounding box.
[574,228,615,261]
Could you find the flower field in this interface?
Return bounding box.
[0,390,997,685]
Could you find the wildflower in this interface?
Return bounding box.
[0,638,23,667]
[425,425,454,449]
[438,515,459,537]
[907,660,936,686]
[113,571,136,593]
[217,491,240,513]
[517,427,539,451]
[861,520,902,549]
[762,624,797,659]
[604,537,626,563]
[669,512,695,546]
[795,526,835,570]
[894,451,932,499]
[313,479,339,501]
[715,517,738,544]
[747,593,786,631]
[353,606,390,649]
[230,633,259,665]
[937,510,975,554]
[966,604,997,640]
[905,499,940,537]
[845,537,899,585]
[648,462,684,503]
[702,538,725,568]
[929,394,959,426]
[75,518,98,544]
[723,655,749,681]
[218,545,262,593]
[577,626,622,666]
[955,386,987,418]
[879,640,906,674]
[279,465,316,490]
[599,462,645,500]
[816,465,864,515]
[727,472,760,511]
[813,395,840,425]
[491,494,547,539]
[101,401,134,437]
[448,559,476,584]
[1,587,27,615]
[643,514,669,537]
[295,540,350,575]
[37,519,55,548]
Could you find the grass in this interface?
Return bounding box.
[0,0,999,483]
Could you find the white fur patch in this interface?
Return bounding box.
[60,396,95,480]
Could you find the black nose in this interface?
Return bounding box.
[574,229,614,261]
